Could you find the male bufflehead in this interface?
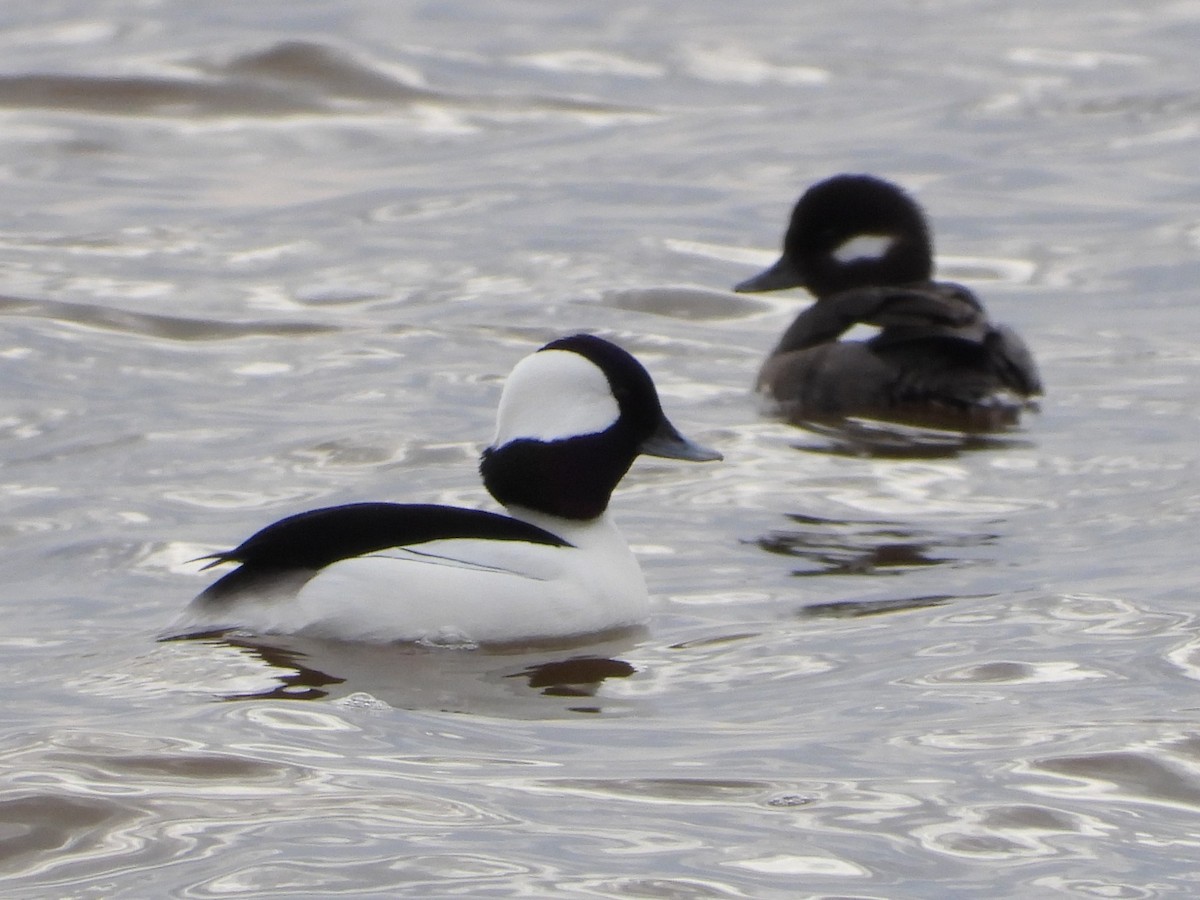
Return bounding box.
[175,334,721,646]
[735,174,1042,429]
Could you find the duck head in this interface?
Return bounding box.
[480,334,721,521]
[735,173,934,298]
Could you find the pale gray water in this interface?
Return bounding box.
[1,1,1199,897]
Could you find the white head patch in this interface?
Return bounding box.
[491,348,620,447]
[832,233,894,265]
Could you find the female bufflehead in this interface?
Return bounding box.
[735,173,1042,429]
[175,334,721,646]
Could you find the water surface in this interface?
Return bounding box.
[2,1,1199,896]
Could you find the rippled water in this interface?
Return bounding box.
[2,1,1199,896]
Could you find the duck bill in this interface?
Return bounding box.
[733,255,805,293]
[640,418,723,462]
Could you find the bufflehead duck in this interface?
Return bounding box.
[735,173,1042,429]
[174,334,721,646]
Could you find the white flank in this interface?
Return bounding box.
[212,513,650,644]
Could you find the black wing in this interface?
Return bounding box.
[772,281,986,354]
[196,503,570,603]
[205,502,570,571]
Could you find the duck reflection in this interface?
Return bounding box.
[509,657,636,697]
[790,416,1031,460]
[174,631,640,715]
[211,638,344,702]
[755,512,998,577]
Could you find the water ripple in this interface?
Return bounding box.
[0,726,516,893]
[0,40,651,124]
[1031,747,1200,812]
[913,659,1107,686]
[601,285,770,321]
[913,803,1112,861]
[513,777,779,806]
[0,2,1197,897]
[0,294,336,341]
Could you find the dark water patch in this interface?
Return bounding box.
[207,40,636,113]
[1035,89,1200,122]
[980,804,1085,832]
[213,40,647,117]
[0,73,320,118]
[223,653,346,702]
[575,876,747,898]
[42,750,297,785]
[789,417,1034,459]
[526,777,778,805]
[0,294,338,341]
[0,793,139,870]
[208,41,439,104]
[601,285,771,321]
[799,594,955,619]
[753,512,997,576]
[0,40,649,121]
[5,432,144,469]
[510,656,636,698]
[914,800,1104,861]
[925,660,1045,685]
[0,41,430,118]
[1035,751,1200,810]
[668,632,761,650]
[168,637,348,702]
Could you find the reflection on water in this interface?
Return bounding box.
[914,659,1106,686]
[912,802,1112,861]
[216,638,347,702]
[789,416,1036,460]
[798,594,955,619]
[755,512,996,577]
[510,657,637,705]
[0,793,141,873]
[0,293,338,341]
[601,285,771,321]
[0,40,648,122]
[169,633,642,716]
[1033,746,1200,811]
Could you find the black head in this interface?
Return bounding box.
[480,334,720,520]
[735,173,934,298]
